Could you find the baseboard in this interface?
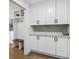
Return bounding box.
[24,50,31,55]
[30,49,69,59]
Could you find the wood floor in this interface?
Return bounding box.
[9,47,59,59]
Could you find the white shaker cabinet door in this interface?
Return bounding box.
[29,0,56,25]
[56,37,68,57]
[67,0,70,24]
[56,0,69,24]
[30,36,38,50]
[46,37,55,55]
[38,36,47,53]
[44,0,56,24]
[29,6,37,25]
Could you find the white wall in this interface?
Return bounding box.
[9,31,13,44]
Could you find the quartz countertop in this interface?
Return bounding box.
[30,32,70,38]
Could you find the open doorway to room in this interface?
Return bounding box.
[9,0,25,55]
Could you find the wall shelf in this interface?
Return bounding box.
[30,24,69,26]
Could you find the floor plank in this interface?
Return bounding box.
[9,47,59,59]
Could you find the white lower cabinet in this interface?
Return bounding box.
[29,35,69,58]
[56,37,68,57]
[38,36,46,52]
[46,37,55,54]
[30,35,38,50]
[30,35,46,52]
[67,39,70,58]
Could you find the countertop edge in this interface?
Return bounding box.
[29,34,70,38]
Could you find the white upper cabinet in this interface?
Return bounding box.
[41,0,55,24]
[29,5,37,25]
[29,0,69,25]
[29,0,55,25]
[67,0,70,24]
[56,0,69,24]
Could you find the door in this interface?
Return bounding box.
[38,36,46,53]
[56,37,68,57]
[56,0,69,24]
[29,35,38,50]
[46,36,55,54]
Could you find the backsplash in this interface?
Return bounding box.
[31,25,69,33]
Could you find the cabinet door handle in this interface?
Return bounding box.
[37,20,39,24]
[55,19,58,23]
[54,37,56,42]
[55,37,58,42]
[54,37,58,42]
[37,35,39,40]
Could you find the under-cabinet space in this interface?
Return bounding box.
[31,25,69,33]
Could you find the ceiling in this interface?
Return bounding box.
[25,0,46,4]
